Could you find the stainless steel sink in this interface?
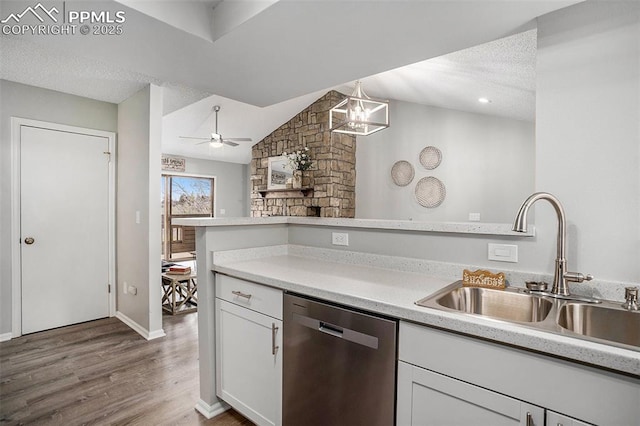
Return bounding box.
[557,303,640,347]
[416,284,553,323]
[416,281,640,352]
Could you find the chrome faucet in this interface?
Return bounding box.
[622,287,639,310]
[513,192,593,298]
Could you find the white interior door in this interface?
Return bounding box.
[20,125,110,334]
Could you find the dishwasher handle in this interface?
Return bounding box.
[292,312,379,349]
[319,321,343,338]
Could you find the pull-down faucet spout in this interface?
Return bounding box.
[513,192,592,297]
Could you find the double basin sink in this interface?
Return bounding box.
[416,282,640,350]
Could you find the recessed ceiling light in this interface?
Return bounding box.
[478,97,491,104]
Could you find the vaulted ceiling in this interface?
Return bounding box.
[0,0,581,163]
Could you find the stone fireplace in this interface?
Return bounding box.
[250,91,356,218]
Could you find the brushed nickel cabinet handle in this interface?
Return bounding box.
[271,323,279,355]
[232,290,252,300]
[526,412,533,426]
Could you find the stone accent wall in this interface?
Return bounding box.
[250,91,356,218]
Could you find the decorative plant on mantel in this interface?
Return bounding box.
[283,147,313,171]
[282,147,313,189]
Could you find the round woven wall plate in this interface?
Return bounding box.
[419,146,442,170]
[390,161,415,186]
[414,176,446,208]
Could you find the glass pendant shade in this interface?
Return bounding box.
[330,80,389,136]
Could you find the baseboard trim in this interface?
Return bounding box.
[195,399,228,419]
[0,332,12,342]
[116,311,165,340]
[147,328,166,340]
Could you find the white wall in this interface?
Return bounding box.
[356,100,534,223]
[296,0,640,290]
[166,156,249,217]
[0,80,117,336]
[534,1,639,283]
[116,84,164,337]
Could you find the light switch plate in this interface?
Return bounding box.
[488,243,518,263]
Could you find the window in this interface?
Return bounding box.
[169,176,214,216]
[161,174,215,260]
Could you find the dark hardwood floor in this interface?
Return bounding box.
[0,313,253,425]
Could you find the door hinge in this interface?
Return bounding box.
[108,284,111,293]
[103,151,111,162]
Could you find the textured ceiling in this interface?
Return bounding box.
[0,0,579,105]
[166,30,537,163]
[0,36,212,115]
[0,1,579,164]
[0,36,158,104]
[339,29,537,122]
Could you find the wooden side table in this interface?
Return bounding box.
[161,272,198,315]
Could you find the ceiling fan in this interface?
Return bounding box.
[179,105,252,148]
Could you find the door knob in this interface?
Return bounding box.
[24,237,35,245]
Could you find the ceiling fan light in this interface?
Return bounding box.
[330,80,389,136]
[182,105,250,150]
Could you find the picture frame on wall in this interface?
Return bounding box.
[267,156,291,189]
[161,155,186,172]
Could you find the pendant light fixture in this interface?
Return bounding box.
[330,80,389,136]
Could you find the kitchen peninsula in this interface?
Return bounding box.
[175,217,639,425]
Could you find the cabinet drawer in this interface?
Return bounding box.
[397,361,544,426]
[216,274,282,320]
[398,321,640,425]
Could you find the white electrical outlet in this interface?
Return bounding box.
[219,208,226,216]
[123,281,128,294]
[332,232,349,246]
[488,243,518,263]
[468,212,481,221]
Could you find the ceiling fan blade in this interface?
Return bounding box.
[180,136,209,140]
[196,140,212,145]
[221,140,238,147]
[225,137,253,142]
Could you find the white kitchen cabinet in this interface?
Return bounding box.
[397,361,544,426]
[398,321,639,426]
[546,411,591,426]
[215,274,283,426]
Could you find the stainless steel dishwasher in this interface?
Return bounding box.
[283,293,397,426]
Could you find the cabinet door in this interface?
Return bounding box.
[547,411,591,426]
[216,298,282,426]
[398,361,545,426]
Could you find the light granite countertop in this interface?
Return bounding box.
[212,247,639,377]
[173,216,535,236]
